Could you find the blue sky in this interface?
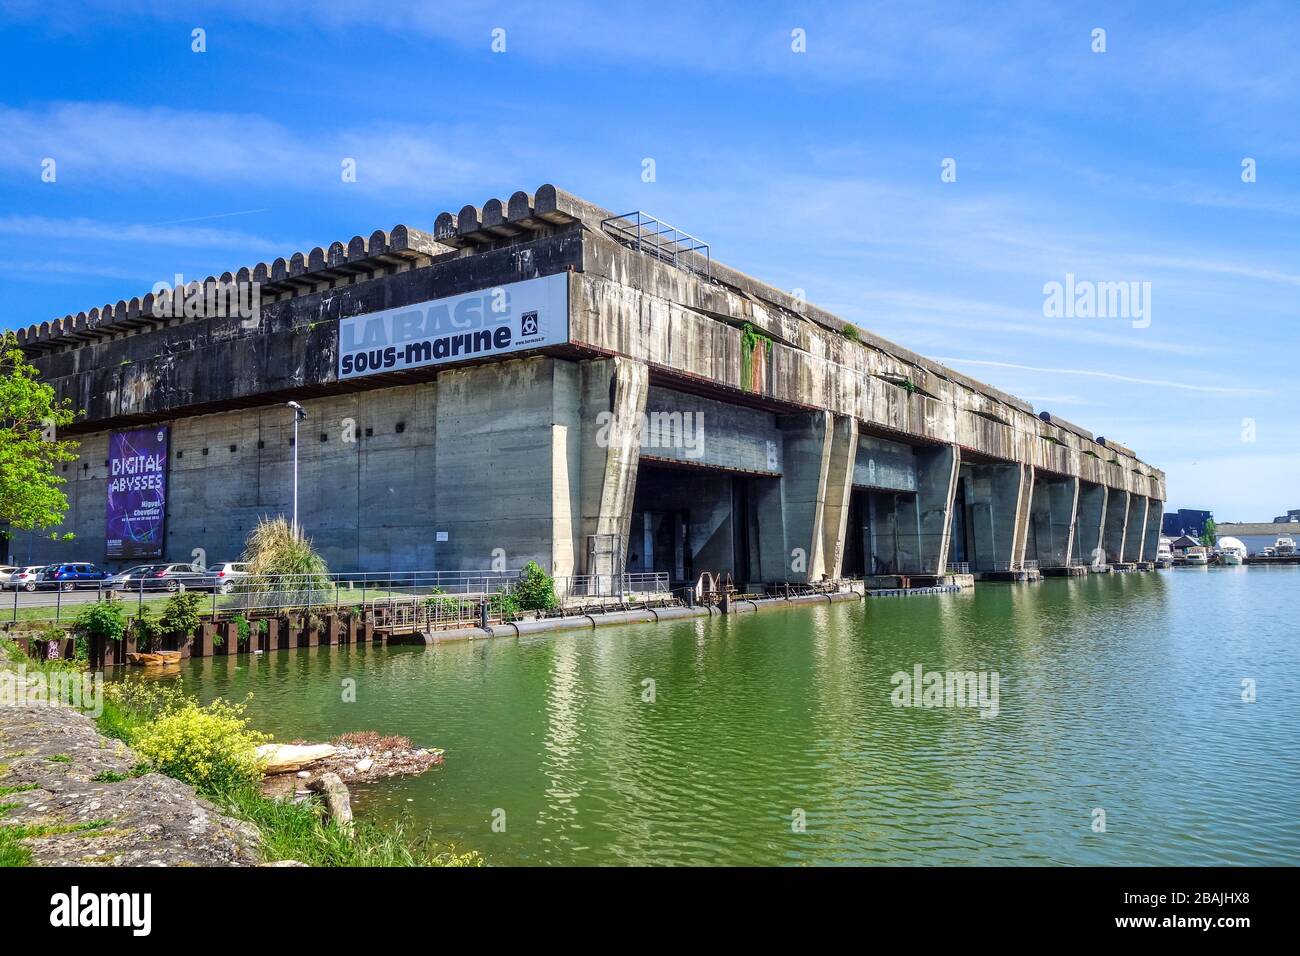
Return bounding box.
[2,1,1297,521]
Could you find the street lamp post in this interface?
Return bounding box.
[287,401,306,537]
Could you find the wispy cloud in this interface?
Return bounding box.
[0,103,521,197]
[933,358,1269,396]
[0,214,296,254]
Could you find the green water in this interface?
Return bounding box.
[172,568,1299,865]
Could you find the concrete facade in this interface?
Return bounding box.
[10,184,1166,583]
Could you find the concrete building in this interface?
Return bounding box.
[9,184,1166,586]
[1162,508,1213,538]
[1216,522,1299,556]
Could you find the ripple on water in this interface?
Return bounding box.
[164,568,1300,865]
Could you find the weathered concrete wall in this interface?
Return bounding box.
[571,237,1166,502]
[577,356,648,576]
[853,434,918,492]
[1123,494,1149,563]
[1103,489,1130,565]
[1027,475,1079,568]
[17,186,1165,580]
[960,462,1030,573]
[1074,481,1108,566]
[14,384,439,571]
[777,411,834,583]
[641,385,781,475]
[1143,498,1161,560]
[434,357,577,574]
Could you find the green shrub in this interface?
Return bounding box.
[514,560,558,611]
[131,605,161,651]
[132,697,269,797]
[840,324,861,342]
[159,591,205,643]
[490,589,521,621]
[233,614,251,647]
[73,598,126,643]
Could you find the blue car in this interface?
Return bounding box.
[40,563,112,591]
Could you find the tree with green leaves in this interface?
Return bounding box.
[1201,517,1218,550]
[0,332,81,533]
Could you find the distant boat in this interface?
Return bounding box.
[1217,536,1247,566]
[1183,547,1209,567]
[1276,536,1297,556]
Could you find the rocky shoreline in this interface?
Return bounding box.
[0,691,261,867]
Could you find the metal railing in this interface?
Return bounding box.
[3,569,525,627]
[4,568,684,628]
[555,572,672,609]
[601,211,711,279]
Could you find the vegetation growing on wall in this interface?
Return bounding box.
[740,323,773,393]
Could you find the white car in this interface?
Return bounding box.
[6,566,48,591]
[208,561,251,594]
[0,566,18,586]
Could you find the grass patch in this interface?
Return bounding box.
[0,819,109,868]
[0,783,37,797]
[91,764,150,783]
[47,754,71,763]
[219,787,480,867]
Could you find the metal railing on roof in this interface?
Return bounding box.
[601,211,711,279]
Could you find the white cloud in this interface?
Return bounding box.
[933,358,1269,396]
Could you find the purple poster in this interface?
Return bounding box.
[105,426,170,559]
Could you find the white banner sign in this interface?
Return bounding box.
[338,273,569,380]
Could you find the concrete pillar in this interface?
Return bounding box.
[1102,488,1129,565]
[778,411,834,583]
[578,356,649,576]
[819,415,858,580]
[1074,481,1107,566]
[962,461,1032,572]
[1124,493,1148,563]
[1011,464,1035,569]
[894,443,960,574]
[1143,498,1161,562]
[1027,474,1079,568]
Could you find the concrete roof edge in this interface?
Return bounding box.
[15,226,448,351]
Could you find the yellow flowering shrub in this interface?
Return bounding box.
[132,698,269,796]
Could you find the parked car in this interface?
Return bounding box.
[207,561,251,594]
[39,563,113,591]
[107,563,208,592]
[0,566,19,586]
[5,566,47,591]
